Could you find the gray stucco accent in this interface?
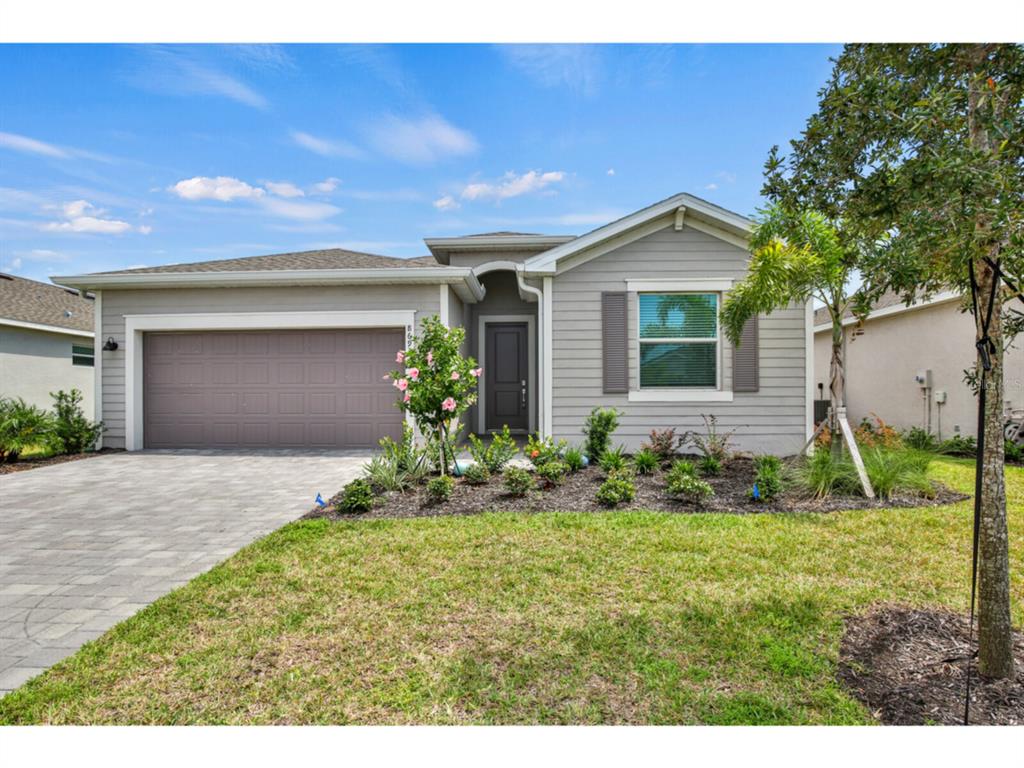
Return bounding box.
[550,223,807,455]
[99,285,440,449]
[0,326,95,412]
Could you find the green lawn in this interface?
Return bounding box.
[1,458,1021,725]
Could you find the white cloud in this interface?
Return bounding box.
[41,199,147,235]
[21,248,71,263]
[265,181,305,198]
[433,195,460,212]
[169,176,266,202]
[138,225,153,235]
[291,131,363,159]
[3,256,23,271]
[460,170,566,202]
[257,197,341,222]
[131,48,268,109]
[606,168,616,176]
[499,45,602,96]
[312,177,341,194]
[366,114,477,165]
[704,183,719,191]
[0,131,68,158]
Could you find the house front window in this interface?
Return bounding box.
[638,292,719,388]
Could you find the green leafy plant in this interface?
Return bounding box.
[426,475,456,504]
[338,478,374,514]
[681,414,736,463]
[939,435,977,457]
[861,449,935,500]
[633,448,659,475]
[367,424,429,491]
[698,454,722,477]
[598,445,628,475]
[364,454,406,492]
[903,427,939,452]
[596,474,636,507]
[562,446,586,472]
[642,428,678,461]
[385,316,480,475]
[752,455,783,501]
[792,450,859,499]
[1005,439,1023,464]
[50,389,103,454]
[523,433,566,467]
[503,466,534,497]
[535,459,569,488]
[467,425,518,473]
[583,407,621,461]
[462,462,491,486]
[0,397,57,462]
[665,469,713,506]
[666,459,695,480]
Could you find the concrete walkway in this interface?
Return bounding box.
[0,449,368,695]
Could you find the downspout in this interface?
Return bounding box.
[516,266,545,436]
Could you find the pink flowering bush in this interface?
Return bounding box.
[386,316,481,475]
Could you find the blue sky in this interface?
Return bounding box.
[0,44,839,283]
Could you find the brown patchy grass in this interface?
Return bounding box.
[0,458,1021,725]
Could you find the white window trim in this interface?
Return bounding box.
[122,310,416,451]
[476,314,536,435]
[629,288,734,403]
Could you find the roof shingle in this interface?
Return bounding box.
[0,273,94,333]
[99,248,441,275]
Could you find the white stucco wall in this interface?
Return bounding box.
[0,325,95,412]
[813,299,1024,439]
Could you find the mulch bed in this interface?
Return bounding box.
[0,448,123,475]
[306,456,966,522]
[838,605,1024,725]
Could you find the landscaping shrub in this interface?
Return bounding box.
[598,445,628,475]
[426,475,456,504]
[902,426,939,452]
[938,434,976,457]
[364,454,407,492]
[50,389,103,454]
[338,478,375,513]
[535,459,569,487]
[633,448,659,475]
[752,455,783,501]
[368,423,429,491]
[862,449,935,499]
[681,414,736,463]
[523,433,566,467]
[853,413,902,449]
[467,425,518,473]
[791,449,859,499]
[666,459,696,480]
[665,467,714,506]
[1004,438,1023,464]
[0,397,57,462]
[503,466,534,497]
[642,428,678,461]
[596,473,636,507]
[562,446,586,472]
[462,462,491,486]
[583,407,621,461]
[698,454,722,477]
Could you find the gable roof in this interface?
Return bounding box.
[0,273,94,335]
[522,193,752,274]
[102,248,439,274]
[424,233,577,264]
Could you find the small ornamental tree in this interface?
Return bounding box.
[386,316,481,476]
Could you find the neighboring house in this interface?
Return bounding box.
[0,273,95,412]
[53,193,813,454]
[812,291,1024,439]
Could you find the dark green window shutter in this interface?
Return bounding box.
[602,291,628,393]
[732,315,759,392]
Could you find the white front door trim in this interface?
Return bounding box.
[123,310,416,451]
[476,314,536,435]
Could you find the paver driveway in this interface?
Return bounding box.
[0,449,368,695]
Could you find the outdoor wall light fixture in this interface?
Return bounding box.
[102,336,119,351]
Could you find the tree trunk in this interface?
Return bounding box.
[828,319,846,458]
[974,258,1015,679]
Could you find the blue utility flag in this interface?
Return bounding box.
[751,483,760,501]
[315,492,326,508]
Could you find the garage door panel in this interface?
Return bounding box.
[143,328,404,449]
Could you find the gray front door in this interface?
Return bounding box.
[485,322,529,432]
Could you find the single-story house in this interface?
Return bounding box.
[53,193,813,454]
[0,273,95,412]
[812,291,1024,439]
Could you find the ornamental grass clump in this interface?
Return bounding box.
[562,446,586,472]
[632,448,659,475]
[598,445,628,475]
[385,316,481,476]
[752,455,783,501]
[698,454,722,477]
[861,448,935,500]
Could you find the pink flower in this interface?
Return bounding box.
[394,378,408,391]
[405,367,419,381]
[382,374,391,380]
[396,350,405,363]
[441,397,456,412]
[426,350,434,366]
[403,391,411,402]
[471,368,482,378]
[450,370,460,381]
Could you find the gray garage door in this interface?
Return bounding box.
[143,328,405,449]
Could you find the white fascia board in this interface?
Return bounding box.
[811,290,961,333]
[0,317,94,338]
[425,235,575,250]
[52,267,485,303]
[523,193,752,274]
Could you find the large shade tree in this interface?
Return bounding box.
[765,44,1023,679]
